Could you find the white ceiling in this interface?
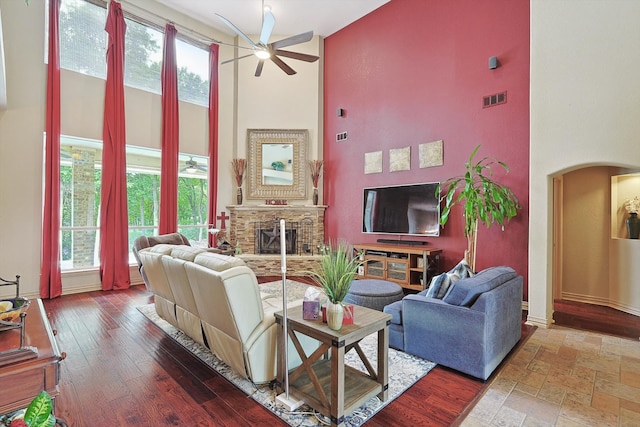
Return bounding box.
[152,0,390,38]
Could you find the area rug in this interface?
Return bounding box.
[137,280,436,426]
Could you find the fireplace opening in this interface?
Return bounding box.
[255,221,298,254]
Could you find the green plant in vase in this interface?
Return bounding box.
[437,145,520,271]
[5,391,56,427]
[309,240,362,330]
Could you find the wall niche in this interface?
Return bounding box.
[611,172,640,239]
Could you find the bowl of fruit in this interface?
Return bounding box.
[0,297,31,324]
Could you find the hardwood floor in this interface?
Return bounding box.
[42,282,533,426]
[553,299,640,340]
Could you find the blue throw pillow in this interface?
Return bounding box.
[425,259,474,299]
[443,266,517,306]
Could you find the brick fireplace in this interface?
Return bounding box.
[227,205,326,276]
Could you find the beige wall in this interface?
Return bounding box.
[0,0,322,297]
[529,0,640,326]
[561,167,611,300]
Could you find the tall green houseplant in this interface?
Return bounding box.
[437,145,520,271]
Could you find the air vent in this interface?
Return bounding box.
[483,91,507,108]
[336,131,348,142]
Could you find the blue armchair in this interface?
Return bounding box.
[384,266,523,380]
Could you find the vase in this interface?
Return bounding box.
[627,212,640,239]
[326,302,344,330]
[313,187,319,205]
[236,187,243,205]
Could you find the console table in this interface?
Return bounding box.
[0,299,64,415]
[354,243,442,291]
[275,305,391,426]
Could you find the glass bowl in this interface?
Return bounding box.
[0,297,31,323]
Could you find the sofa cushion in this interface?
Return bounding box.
[443,266,517,307]
[425,259,474,299]
[171,245,206,261]
[383,300,403,325]
[146,243,178,255]
[193,252,246,272]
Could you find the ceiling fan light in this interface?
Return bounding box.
[254,49,271,60]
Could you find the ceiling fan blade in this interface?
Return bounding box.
[255,60,265,77]
[270,55,296,75]
[215,13,258,48]
[274,49,319,63]
[221,53,255,65]
[259,9,275,45]
[271,31,314,50]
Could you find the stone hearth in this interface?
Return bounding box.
[227,205,326,276]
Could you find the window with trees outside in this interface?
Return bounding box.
[61,136,209,271]
[59,0,210,106]
[57,0,213,271]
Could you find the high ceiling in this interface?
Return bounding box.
[152,0,390,38]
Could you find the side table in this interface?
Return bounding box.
[275,305,391,426]
[0,299,65,416]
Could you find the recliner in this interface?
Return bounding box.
[132,232,191,290]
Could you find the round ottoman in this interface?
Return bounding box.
[343,279,404,311]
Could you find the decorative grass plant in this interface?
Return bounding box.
[310,240,362,304]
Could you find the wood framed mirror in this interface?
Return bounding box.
[247,129,308,200]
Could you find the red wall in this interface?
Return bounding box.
[323,0,530,294]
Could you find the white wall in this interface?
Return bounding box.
[0,0,321,298]
[529,0,640,326]
[233,35,323,205]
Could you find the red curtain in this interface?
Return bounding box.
[207,44,220,248]
[159,24,179,234]
[40,0,62,299]
[100,0,130,290]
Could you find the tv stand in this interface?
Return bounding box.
[376,239,427,246]
[354,243,442,291]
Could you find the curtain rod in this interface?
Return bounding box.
[105,0,246,51]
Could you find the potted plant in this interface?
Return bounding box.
[437,145,520,271]
[309,240,362,330]
[624,196,640,239]
[3,391,58,427]
[231,158,246,205]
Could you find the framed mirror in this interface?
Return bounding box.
[247,129,308,200]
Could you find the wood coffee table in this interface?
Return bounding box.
[275,305,391,426]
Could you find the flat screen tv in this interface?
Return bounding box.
[362,182,440,236]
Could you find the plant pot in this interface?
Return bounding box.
[236,187,243,205]
[326,301,344,330]
[627,212,639,239]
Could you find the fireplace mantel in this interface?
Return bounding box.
[227,205,326,275]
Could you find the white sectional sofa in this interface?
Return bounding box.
[137,244,316,384]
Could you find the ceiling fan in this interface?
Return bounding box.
[181,157,207,173]
[216,3,319,77]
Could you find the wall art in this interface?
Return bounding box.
[419,140,444,168]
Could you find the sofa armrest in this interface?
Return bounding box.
[403,295,488,375]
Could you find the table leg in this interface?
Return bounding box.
[377,325,389,401]
[330,340,346,426]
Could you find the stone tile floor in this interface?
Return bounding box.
[461,326,640,426]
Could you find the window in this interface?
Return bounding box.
[60,137,209,271]
[59,0,107,79]
[124,17,162,94]
[176,38,210,106]
[59,0,210,106]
